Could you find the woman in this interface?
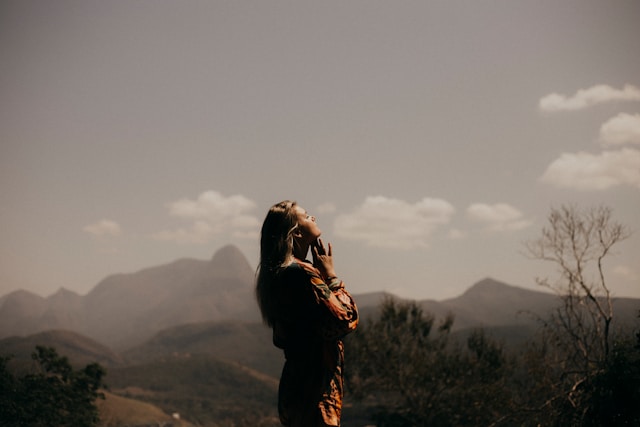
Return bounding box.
[256,200,359,427]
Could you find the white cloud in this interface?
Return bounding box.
[540,148,640,190]
[83,219,122,237]
[334,196,455,249]
[466,203,532,231]
[599,113,640,146]
[168,190,256,221]
[539,84,640,112]
[153,191,259,244]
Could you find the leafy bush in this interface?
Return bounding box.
[345,298,514,426]
[0,346,106,427]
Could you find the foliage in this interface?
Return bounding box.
[523,204,632,424]
[344,204,638,426]
[345,301,640,427]
[345,298,515,426]
[105,353,279,427]
[525,205,630,363]
[0,346,106,427]
[507,323,640,427]
[584,334,640,426]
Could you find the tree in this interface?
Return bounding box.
[345,298,514,426]
[0,355,19,424]
[524,204,632,424]
[0,346,106,427]
[584,330,640,426]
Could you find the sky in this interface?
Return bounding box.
[1,0,639,302]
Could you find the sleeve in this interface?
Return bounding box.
[297,261,359,340]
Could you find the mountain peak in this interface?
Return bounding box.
[0,289,47,321]
[1,289,45,305]
[451,277,558,317]
[464,277,515,295]
[49,287,81,299]
[211,244,245,262]
[210,245,253,278]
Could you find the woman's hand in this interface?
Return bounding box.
[312,238,337,280]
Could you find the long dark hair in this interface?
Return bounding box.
[256,200,299,327]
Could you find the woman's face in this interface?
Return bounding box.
[293,205,321,244]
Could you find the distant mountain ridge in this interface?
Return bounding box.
[123,321,283,378]
[0,245,260,349]
[0,329,123,370]
[1,246,638,353]
[354,278,639,336]
[422,278,638,333]
[2,256,638,427]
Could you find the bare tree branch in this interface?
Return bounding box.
[524,205,630,422]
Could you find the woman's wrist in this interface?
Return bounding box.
[326,275,341,289]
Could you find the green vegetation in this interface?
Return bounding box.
[97,390,185,427]
[106,354,279,427]
[344,205,640,426]
[523,205,634,425]
[0,346,106,427]
[2,205,637,426]
[345,298,640,426]
[345,298,515,426]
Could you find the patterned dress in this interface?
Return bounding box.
[272,258,359,427]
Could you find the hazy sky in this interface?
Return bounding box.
[2,0,639,301]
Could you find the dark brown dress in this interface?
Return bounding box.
[271,259,358,426]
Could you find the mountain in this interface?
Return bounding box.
[0,245,260,349]
[0,329,123,370]
[351,279,560,332]
[0,327,275,427]
[2,272,637,427]
[123,321,283,378]
[444,278,638,330]
[106,353,279,426]
[350,278,639,348]
[0,290,48,337]
[97,390,195,427]
[436,277,558,329]
[2,245,638,354]
[42,288,86,330]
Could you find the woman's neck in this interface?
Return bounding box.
[293,242,309,260]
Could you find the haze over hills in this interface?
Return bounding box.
[0,328,279,427]
[356,277,639,334]
[123,321,283,378]
[0,329,124,370]
[0,245,260,349]
[431,278,559,329]
[2,246,638,427]
[1,244,638,352]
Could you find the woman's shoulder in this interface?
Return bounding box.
[283,258,319,277]
[277,260,317,298]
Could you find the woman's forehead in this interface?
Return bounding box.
[293,205,307,215]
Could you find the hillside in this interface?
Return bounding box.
[0,245,261,349]
[2,270,638,427]
[436,277,558,329]
[0,290,49,337]
[97,390,194,427]
[0,329,123,370]
[106,353,279,427]
[123,321,283,378]
[396,278,640,333]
